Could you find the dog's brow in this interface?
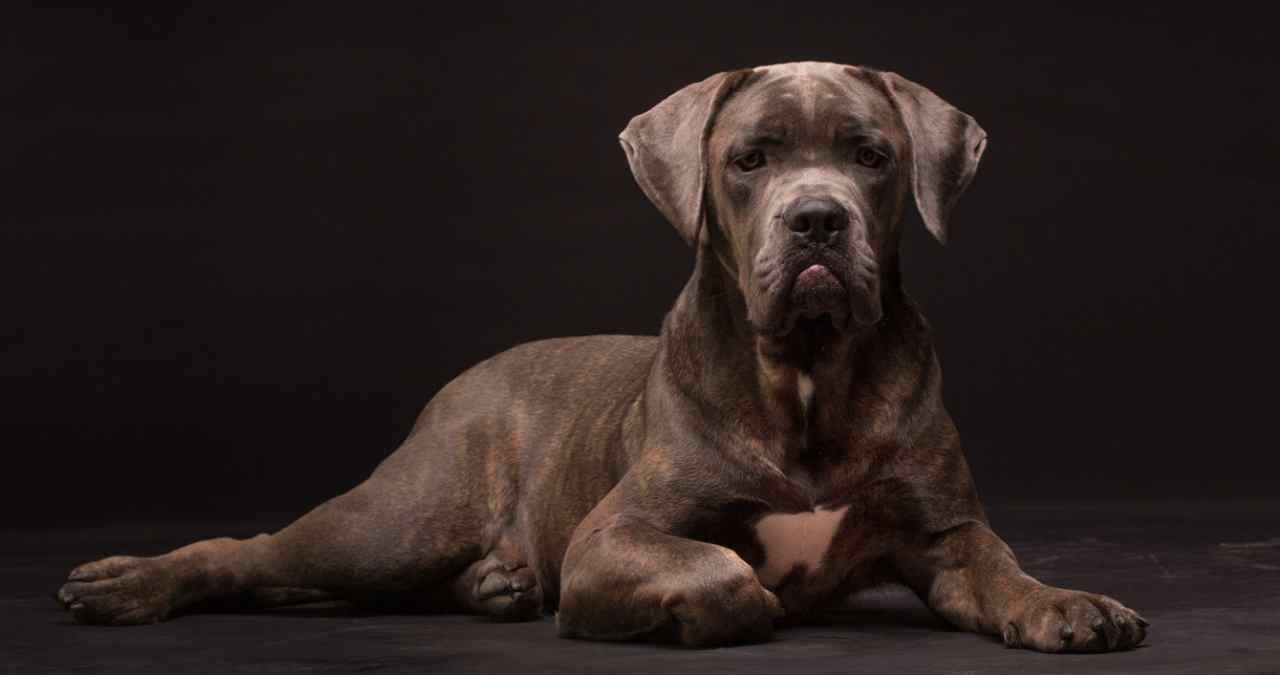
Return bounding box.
[739,119,790,145]
[834,120,885,142]
[742,132,786,147]
[833,116,868,133]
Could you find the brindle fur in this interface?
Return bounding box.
[56,61,1147,653]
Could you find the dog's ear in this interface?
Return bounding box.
[619,69,754,247]
[877,71,987,245]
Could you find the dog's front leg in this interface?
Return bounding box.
[557,491,782,647]
[897,519,1149,653]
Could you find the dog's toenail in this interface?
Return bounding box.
[1002,623,1019,648]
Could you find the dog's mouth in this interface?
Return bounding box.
[780,264,850,335]
[761,258,882,338]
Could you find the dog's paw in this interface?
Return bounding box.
[1002,586,1148,653]
[475,564,541,621]
[466,556,542,622]
[660,553,785,647]
[55,556,177,625]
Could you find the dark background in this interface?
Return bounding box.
[4,3,1277,530]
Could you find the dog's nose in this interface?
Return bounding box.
[783,197,849,242]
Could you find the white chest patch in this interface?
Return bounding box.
[752,505,850,588]
[797,373,815,412]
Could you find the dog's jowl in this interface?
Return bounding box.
[56,61,1147,653]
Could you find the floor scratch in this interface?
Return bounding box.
[1219,537,1280,549]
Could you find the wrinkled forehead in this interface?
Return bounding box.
[714,63,901,147]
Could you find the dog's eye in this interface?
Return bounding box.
[855,146,886,169]
[733,150,766,172]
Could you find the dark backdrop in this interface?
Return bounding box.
[4,3,1277,530]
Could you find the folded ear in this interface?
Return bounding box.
[878,71,988,245]
[619,69,754,247]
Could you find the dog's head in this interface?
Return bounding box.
[620,62,986,337]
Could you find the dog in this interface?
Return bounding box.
[56,61,1147,653]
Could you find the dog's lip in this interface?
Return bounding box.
[789,263,847,305]
[771,263,851,335]
[792,264,843,293]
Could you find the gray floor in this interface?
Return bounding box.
[4,500,1279,673]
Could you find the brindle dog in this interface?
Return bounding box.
[57,61,1147,653]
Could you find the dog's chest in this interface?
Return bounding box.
[751,505,850,588]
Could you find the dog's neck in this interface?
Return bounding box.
[657,246,934,461]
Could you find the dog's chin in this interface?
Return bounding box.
[757,264,882,338]
[779,264,851,335]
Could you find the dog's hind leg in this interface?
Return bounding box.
[54,355,539,626]
[55,534,349,624]
[55,441,487,625]
[147,587,344,616]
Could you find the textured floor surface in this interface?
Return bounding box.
[4,500,1278,673]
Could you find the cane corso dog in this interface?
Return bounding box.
[57,61,1148,653]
